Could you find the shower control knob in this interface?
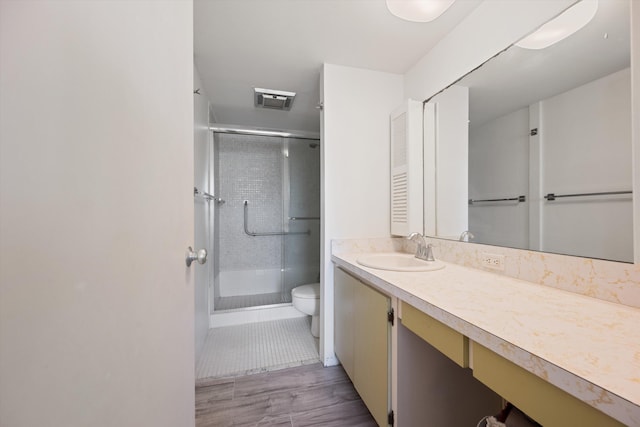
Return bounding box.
[185,246,207,267]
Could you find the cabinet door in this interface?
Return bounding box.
[353,278,390,427]
[390,99,424,236]
[334,268,355,379]
[334,267,390,427]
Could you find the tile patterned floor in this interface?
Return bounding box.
[195,362,377,427]
[196,317,319,380]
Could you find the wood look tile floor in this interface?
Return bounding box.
[195,362,378,427]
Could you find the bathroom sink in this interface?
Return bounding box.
[356,253,445,272]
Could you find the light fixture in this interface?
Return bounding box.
[385,0,455,23]
[516,0,598,50]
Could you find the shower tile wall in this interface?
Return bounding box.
[289,140,320,217]
[215,133,284,299]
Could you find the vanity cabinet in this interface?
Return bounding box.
[398,302,502,427]
[399,303,624,427]
[472,343,624,427]
[334,267,391,427]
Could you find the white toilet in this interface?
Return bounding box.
[291,283,320,338]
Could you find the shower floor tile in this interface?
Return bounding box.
[196,317,319,380]
[215,292,291,311]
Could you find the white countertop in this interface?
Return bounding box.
[332,251,640,426]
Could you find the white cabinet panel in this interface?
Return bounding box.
[390,100,424,236]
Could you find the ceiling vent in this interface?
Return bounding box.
[254,88,296,111]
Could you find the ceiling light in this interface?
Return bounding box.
[386,0,455,23]
[516,0,598,49]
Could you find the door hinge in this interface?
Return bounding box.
[530,128,538,136]
[387,308,394,326]
[388,410,395,426]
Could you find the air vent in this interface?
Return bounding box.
[254,88,296,111]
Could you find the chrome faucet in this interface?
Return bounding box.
[459,230,475,242]
[407,232,435,262]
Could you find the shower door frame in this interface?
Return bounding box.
[209,125,320,314]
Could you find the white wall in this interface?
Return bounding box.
[469,107,530,249]
[0,2,195,426]
[540,68,633,262]
[194,66,212,363]
[430,85,469,239]
[321,64,403,365]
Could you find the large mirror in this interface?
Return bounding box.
[429,0,632,263]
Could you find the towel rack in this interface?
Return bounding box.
[243,200,310,237]
[544,190,632,201]
[469,195,526,205]
[194,187,225,205]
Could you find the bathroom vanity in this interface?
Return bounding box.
[331,238,640,427]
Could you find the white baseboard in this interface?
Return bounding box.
[210,304,307,328]
[323,355,340,367]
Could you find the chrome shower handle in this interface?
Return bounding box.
[185,246,207,267]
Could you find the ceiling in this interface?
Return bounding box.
[194,0,482,133]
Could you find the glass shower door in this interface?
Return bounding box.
[212,132,320,311]
[282,138,321,302]
[213,132,284,310]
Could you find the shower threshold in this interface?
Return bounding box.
[210,300,306,329]
[214,292,292,311]
[214,302,292,314]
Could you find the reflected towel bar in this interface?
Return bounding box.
[469,195,526,205]
[544,190,632,201]
[243,200,310,237]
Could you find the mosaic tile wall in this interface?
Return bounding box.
[216,133,284,272]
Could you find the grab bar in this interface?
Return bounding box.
[243,200,310,237]
[288,216,320,220]
[194,187,225,205]
[544,190,632,201]
[469,195,526,205]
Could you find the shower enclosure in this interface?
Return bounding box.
[210,130,320,311]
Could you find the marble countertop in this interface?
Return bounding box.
[331,251,640,426]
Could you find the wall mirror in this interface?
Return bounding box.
[429,0,632,263]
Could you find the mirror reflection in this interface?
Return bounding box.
[439,0,632,262]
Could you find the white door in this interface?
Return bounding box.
[0,2,195,426]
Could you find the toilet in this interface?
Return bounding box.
[291,283,320,338]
